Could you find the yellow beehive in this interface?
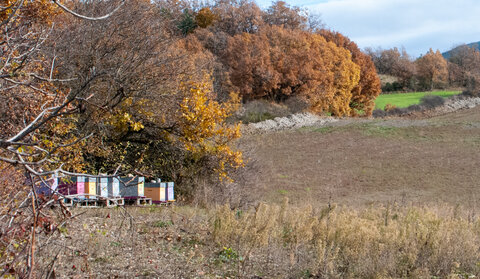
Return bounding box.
[84,177,97,199]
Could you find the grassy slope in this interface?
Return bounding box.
[236,106,480,208]
[374,90,461,110]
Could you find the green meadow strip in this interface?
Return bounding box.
[374,90,461,110]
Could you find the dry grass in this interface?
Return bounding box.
[43,202,480,278]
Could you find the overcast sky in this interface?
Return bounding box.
[256,0,480,58]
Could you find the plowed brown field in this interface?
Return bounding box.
[234,106,480,208]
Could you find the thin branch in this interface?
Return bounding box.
[49,133,93,154]
[52,0,126,21]
[0,140,37,148]
[49,55,56,80]
[7,106,58,143]
[29,73,77,82]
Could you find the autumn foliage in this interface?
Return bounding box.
[366,46,453,92]
[415,49,448,90]
[217,26,362,116]
[1,0,384,203]
[319,30,381,115]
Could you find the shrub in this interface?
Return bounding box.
[372,109,387,118]
[284,96,310,114]
[419,95,445,109]
[384,103,397,111]
[243,111,276,123]
[463,73,480,96]
[236,100,291,123]
[382,82,394,92]
[407,104,423,111]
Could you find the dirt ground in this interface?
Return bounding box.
[234,106,480,208]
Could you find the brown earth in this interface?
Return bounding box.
[233,106,480,208]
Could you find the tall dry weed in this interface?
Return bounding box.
[210,200,480,278]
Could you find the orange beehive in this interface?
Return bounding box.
[144,182,166,203]
[84,177,97,199]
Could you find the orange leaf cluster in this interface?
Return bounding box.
[320,30,381,116]
[223,26,361,116]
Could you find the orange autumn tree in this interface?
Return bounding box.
[319,30,381,116]
[415,49,449,90]
[223,26,360,116]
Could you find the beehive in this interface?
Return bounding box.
[77,176,85,199]
[167,182,175,201]
[108,177,120,197]
[58,176,85,197]
[84,177,97,199]
[138,177,145,197]
[119,177,145,197]
[36,175,57,196]
[144,182,166,202]
[98,177,109,198]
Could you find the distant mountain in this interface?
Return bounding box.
[442,41,480,59]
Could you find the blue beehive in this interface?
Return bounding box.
[98,177,109,198]
[167,182,175,201]
[119,177,145,197]
[108,177,120,197]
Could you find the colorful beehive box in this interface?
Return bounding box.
[144,182,166,203]
[108,177,120,198]
[97,177,109,198]
[77,176,85,199]
[119,177,145,197]
[57,176,85,197]
[84,177,97,199]
[139,177,144,197]
[36,175,58,196]
[167,182,175,201]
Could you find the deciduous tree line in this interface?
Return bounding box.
[367,45,480,94]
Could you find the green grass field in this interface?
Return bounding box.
[374,90,461,110]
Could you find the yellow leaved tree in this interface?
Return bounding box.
[178,78,243,180]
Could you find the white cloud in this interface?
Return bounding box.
[301,0,480,56]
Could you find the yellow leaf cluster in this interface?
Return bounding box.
[107,111,144,134]
[1,0,61,25]
[195,7,218,28]
[178,77,243,180]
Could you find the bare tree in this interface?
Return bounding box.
[0,1,126,276]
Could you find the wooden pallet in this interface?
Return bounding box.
[152,201,171,206]
[124,197,152,206]
[103,197,124,207]
[77,199,99,208]
[61,196,74,207]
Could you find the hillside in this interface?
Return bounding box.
[231,105,480,208]
[45,106,480,278]
[442,41,480,59]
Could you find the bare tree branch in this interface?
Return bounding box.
[52,0,126,21]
